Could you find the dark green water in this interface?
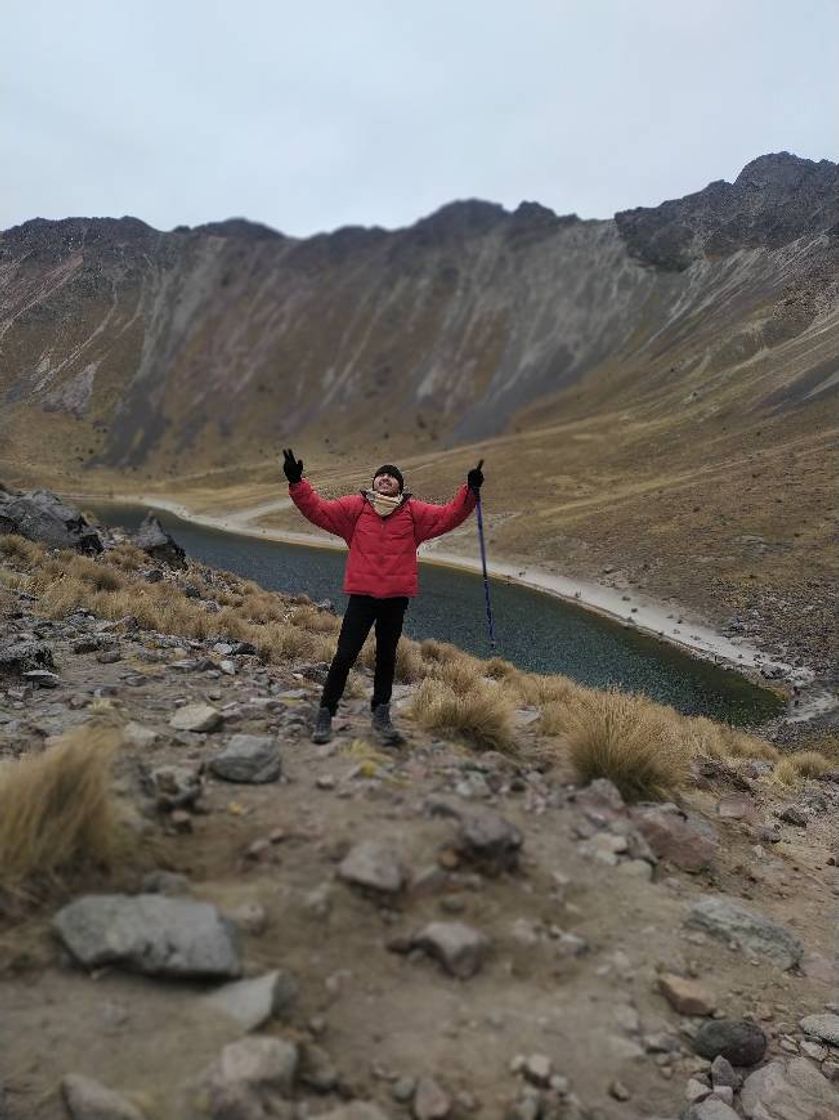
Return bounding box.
[92,504,783,726]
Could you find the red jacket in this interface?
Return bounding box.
[289,480,478,598]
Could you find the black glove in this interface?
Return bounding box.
[467,458,484,493]
[282,447,304,484]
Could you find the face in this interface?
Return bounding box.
[373,472,400,496]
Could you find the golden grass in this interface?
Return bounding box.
[773,750,832,787]
[0,533,43,565]
[424,653,480,696]
[561,688,692,801]
[0,725,130,893]
[409,676,515,752]
[501,669,581,708]
[419,638,466,666]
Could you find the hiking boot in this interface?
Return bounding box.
[371,702,404,747]
[311,706,333,744]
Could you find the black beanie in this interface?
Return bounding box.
[373,464,404,493]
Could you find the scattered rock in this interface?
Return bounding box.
[716,794,758,821]
[710,1056,741,1090]
[521,1054,552,1087]
[412,921,490,979]
[686,896,803,970]
[338,840,406,894]
[630,804,717,872]
[122,721,160,750]
[392,1078,417,1103]
[53,895,241,979]
[693,1019,767,1067]
[317,1105,390,1120]
[455,807,523,874]
[204,970,298,1031]
[204,1036,299,1114]
[133,513,186,568]
[0,487,103,552]
[209,734,282,783]
[0,639,54,677]
[298,1042,339,1093]
[684,1099,741,1120]
[608,1079,631,1101]
[141,870,191,896]
[658,973,716,1016]
[23,668,60,688]
[578,832,628,865]
[740,1056,839,1118]
[145,764,203,811]
[61,1073,146,1120]
[227,901,269,936]
[413,1075,451,1120]
[800,1013,839,1047]
[777,803,808,827]
[169,703,223,733]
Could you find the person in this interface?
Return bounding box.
[281,449,485,745]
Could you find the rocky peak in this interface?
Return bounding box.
[0,215,161,263]
[409,199,509,243]
[189,218,286,241]
[615,151,839,270]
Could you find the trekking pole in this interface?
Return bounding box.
[474,490,497,653]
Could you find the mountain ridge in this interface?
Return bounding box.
[1,152,836,680]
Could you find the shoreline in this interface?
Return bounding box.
[79,491,819,695]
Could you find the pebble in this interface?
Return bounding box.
[169,702,223,732]
[658,973,716,1016]
[338,840,406,894]
[412,921,490,979]
[608,1078,631,1101]
[413,1075,451,1120]
[61,1074,145,1120]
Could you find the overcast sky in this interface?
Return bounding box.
[3,0,837,236]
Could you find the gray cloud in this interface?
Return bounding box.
[3,0,837,235]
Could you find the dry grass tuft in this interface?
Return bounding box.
[539,700,576,736]
[395,639,425,683]
[0,725,131,893]
[483,656,520,681]
[287,603,340,634]
[501,670,580,708]
[425,653,481,696]
[419,638,465,666]
[773,750,832,787]
[0,534,44,566]
[104,541,148,571]
[409,677,515,752]
[562,688,692,801]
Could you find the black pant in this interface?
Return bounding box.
[320,595,408,715]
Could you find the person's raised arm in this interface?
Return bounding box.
[411,460,483,544]
[282,447,363,542]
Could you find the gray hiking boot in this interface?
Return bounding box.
[371,703,404,747]
[312,706,333,744]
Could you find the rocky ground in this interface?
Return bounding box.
[1,494,839,1120]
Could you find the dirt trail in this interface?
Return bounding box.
[2,581,838,1119]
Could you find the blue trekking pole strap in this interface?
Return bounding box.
[475,493,497,652]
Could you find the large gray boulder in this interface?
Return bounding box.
[739,1056,839,1118]
[685,896,803,970]
[0,639,54,678]
[0,487,103,552]
[53,894,241,978]
[133,513,186,568]
[209,735,282,784]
